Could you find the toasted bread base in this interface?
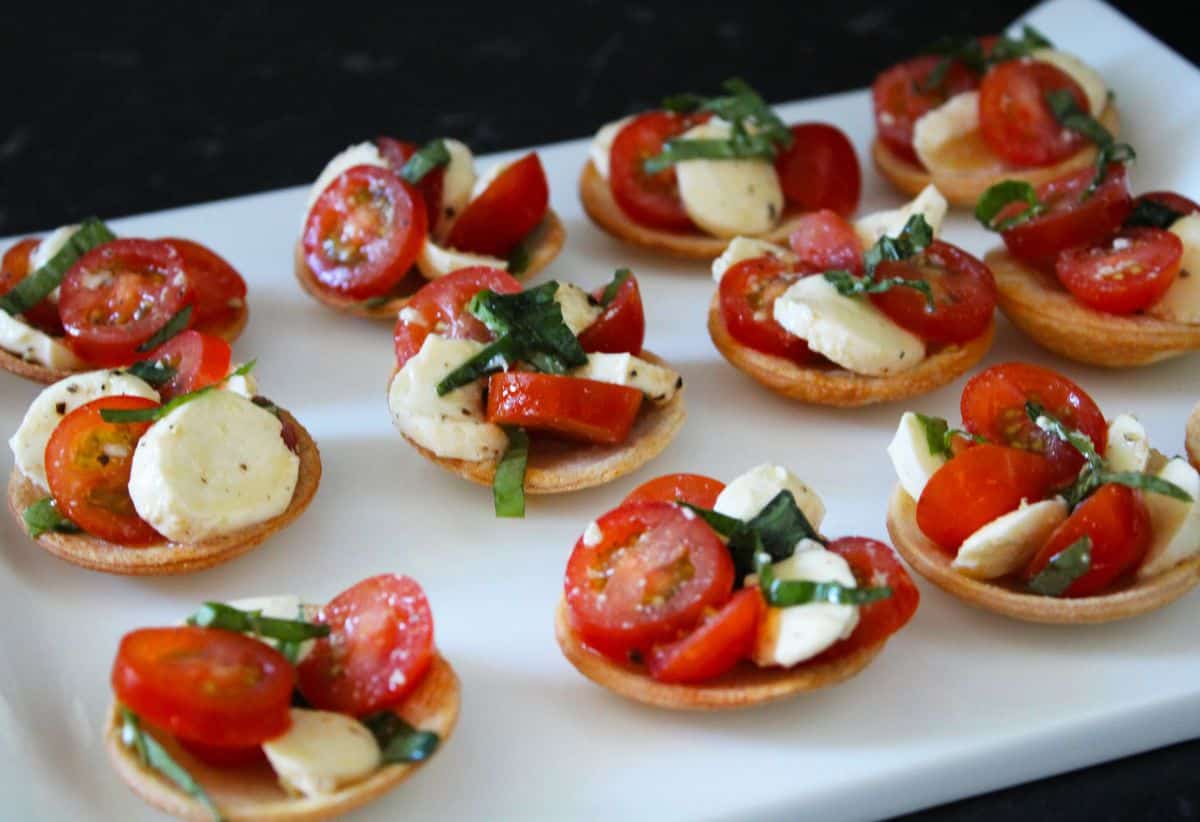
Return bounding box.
[293,210,566,321]
[0,307,250,386]
[394,351,686,494]
[554,600,884,710]
[871,105,1121,208]
[105,653,460,822]
[578,161,812,260]
[707,293,993,407]
[1187,402,1200,470]
[886,486,1200,624]
[988,249,1200,367]
[7,407,321,576]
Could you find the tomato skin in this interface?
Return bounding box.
[45,395,162,546]
[872,56,979,165]
[960,362,1107,488]
[978,59,1089,167]
[787,210,864,274]
[376,137,447,230]
[446,152,549,257]
[1024,484,1151,597]
[719,256,819,364]
[609,112,697,231]
[1132,191,1200,220]
[870,240,997,344]
[564,501,736,660]
[112,626,295,748]
[393,266,523,366]
[158,238,247,329]
[624,473,726,508]
[486,372,643,445]
[647,587,764,684]
[297,574,435,717]
[177,738,268,769]
[578,274,645,355]
[1001,164,1132,271]
[774,123,861,217]
[303,164,428,300]
[1055,228,1183,315]
[917,444,1056,553]
[145,330,232,401]
[59,239,193,367]
[1,237,63,334]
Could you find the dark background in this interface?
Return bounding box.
[2,1,1197,818]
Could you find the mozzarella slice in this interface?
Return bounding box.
[1031,49,1108,116]
[435,138,476,237]
[1140,458,1200,578]
[854,184,948,249]
[711,236,798,284]
[674,121,784,238]
[29,224,81,271]
[9,370,160,491]
[952,498,1069,580]
[304,141,387,215]
[262,709,381,798]
[128,391,300,543]
[888,411,948,501]
[1147,215,1200,324]
[751,545,860,668]
[589,115,634,180]
[714,464,825,530]
[912,92,980,172]
[388,334,507,461]
[774,276,925,376]
[416,238,507,280]
[554,283,602,336]
[1104,414,1150,474]
[572,352,681,405]
[226,595,315,663]
[0,310,83,371]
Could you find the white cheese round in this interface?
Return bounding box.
[674,120,784,238]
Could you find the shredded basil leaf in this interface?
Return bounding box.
[493,427,528,518]
[23,497,81,538]
[1098,470,1193,502]
[399,139,450,185]
[824,268,935,309]
[1044,89,1135,195]
[643,133,781,174]
[684,490,824,580]
[137,305,192,353]
[120,709,224,821]
[361,295,392,310]
[923,25,1053,84]
[975,180,1047,232]
[754,550,892,607]
[1124,198,1187,230]
[599,269,631,307]
[1027,536,1092,596]
[125,359,177,387]
[361,712,441,764]
[100,361,256,423]
[187,601,330,644]
[824,214,936,309]
[915,413,952,458]
[506,241,532,276]
[0,218,116,316]
[1027,401,1103,472]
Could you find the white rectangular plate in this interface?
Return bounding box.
[2,0,1198,818]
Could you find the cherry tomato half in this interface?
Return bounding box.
[719,256,819,365]
[377,136,447,230]
[1132,191,1200,221]
[609,111,698,231]
[578,273,646,355]
[486,372,643,445]
[624,473,726,508]
[870,240,997,344]
[393,266,523,366]
[978,59,1088,167]
[1,237,63,334]
[145,329,232,401]
[872,56,979,165]
[647,587,764,684]
[1055,228,1183,315]
[774,123,861,217]
[446,152,549,257]
[788,209,864,274]
[158,238,247,330]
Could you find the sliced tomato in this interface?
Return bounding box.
[145,329,232,401]
[45,395,162,546]
[1055,228,1183,315]
[872,56,979,165]
[608,111,697,231]
[774,123,861,217]
[177,738,268,769]
[870,240,996,343]
[1,237,62,334]
[917,444,1056,553]
[787,209,864,274]
[393,266,523,366]
[719,256,819,364]
[564,500,735,659]
[1024,483,1151,597]
[158,238,247,330]
[486,372,642,445]
[647,587,764,684]
[58,239,193,367]
[578,273,645,355]
[112,626,294,748]
[978,59,1088,167]
[960,361,1108,487]
[377,137,447,229]
[1000,164,1132,271]
[302,164,427,300]
[297,574,435,717]
[624,473,726,508]
[1132,191,1200,221]
[446,152,549,257]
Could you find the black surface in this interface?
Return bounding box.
[2,1,1198,819]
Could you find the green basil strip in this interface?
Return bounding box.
[1026,401,1103,471]
[361,712,441,764]
[643,134,778,175]
[435,335,521,396]
[125,359,178,387]
[1043,89,1135,196]
[820,213,937,309]
[1124,198,1186,230]
[506,240,532,276]
[1098,471,1193,502]
[1027,536,1092,596]
[683,490,823,580]
[599,269,631,307]
[137,305,193,353]
[924,26,1052,78]
[399,139,450,185]
[120,709,224,821]
[100,361,256,423]
[824,269,936,310]
[361,295,392,310]
[753,551,891,608]
[187,602,330,643]
[0,218,116,316]
[915,413,952,458]
[975,180,1046,232]
[493,427,529,518]
[23,497,81,538]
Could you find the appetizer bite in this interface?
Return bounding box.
[886,362,1200,622]
[296,137,564,320]
[1189,402,1200,470]
[556,466,919,710]
[708,186,996,406]
[872,27,1122,207]
[7,354,320,575]
[580,78,861,259]
[389,266,685,516]
[978,166,1200,366]
[0,219,248,384]
[106,574,458,821]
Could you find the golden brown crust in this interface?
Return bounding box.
[554,600,884,710]
[707,292,994,407]
[392,351,686,494]
[105,654,460,822]
[293,210,566,321]
[578,161,812,260]
[988,249,1200,367]
[1187,402,1200,471]
[871,105,1121,208]
[886,485,1200,624]
[7,407,321,576]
